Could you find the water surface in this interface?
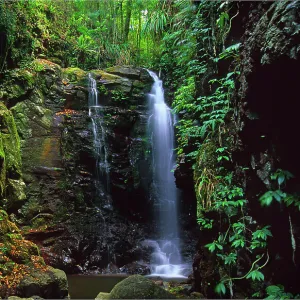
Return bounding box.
[68,274,128,299]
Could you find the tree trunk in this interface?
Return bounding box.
[124,0,132,43]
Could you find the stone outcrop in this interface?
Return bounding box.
[108,275,175,299]
[0,60,158,273]
[0,210,68,298]
[0,102,25,210]
[234,1,300,293]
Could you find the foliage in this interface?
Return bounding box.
[195,142,272,297]
[265,285,300,299]
[260,169,300,210]
[0,0,165,71]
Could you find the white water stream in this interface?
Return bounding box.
[145,71,189,278]
[88,73,110,203]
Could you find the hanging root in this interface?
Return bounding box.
[289,214,296,266]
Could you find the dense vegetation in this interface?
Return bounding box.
[1,0,300,298]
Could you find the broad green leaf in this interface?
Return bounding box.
[278,174,285,186]
[246,270,264,281]
[216,243,223,250]
[266,285,281,295]
[205,242,215,252]
[259,191,274,206]
[215,282,226,295]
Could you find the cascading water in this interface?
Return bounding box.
[88,73,111,208]
[145,70,188,278]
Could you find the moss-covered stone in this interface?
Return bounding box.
[109,275,175,299]
[105,66,141,79]
[62,67,87,85]
[195,141,218,171]
[0,102,22,174]
[96,292,110,300]
[0,210,68,298]
[0,102,25,204]
[0,210,20,239]
[33,59,61,73]
[8,297,36,300]
[17,267,68,298]
[91,70,132,93]
[6,179,27,208]
[194,140,218,216]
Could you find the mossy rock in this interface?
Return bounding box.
[11,96,52,140]
[109,275,175,299]
[0,210,20,240]
[34,58,61,72]
[194,140,218,216]
[91,70,132,93]
[62,67,87,85]
[8,239,39,264]
[105,66,141,80]
[17,267,68,298]
[195,140,218,171]
[8,296,37,300]
[7,179,27,209]
[95,292,110,300]
[0,102,22,176]
[0,210,67,298]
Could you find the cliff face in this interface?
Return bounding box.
[0,60,158,273]
[236,1,300,291]
[1,61,198,275]
[192,1,300,297]
[0,84,68,297]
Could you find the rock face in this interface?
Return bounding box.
[192,1,300,296]
[0,61,161,273]
[17,267,68,298]
[109,275,175,299]
[0,102,26,210]
[0,210,68,298]
[0,61,197,276]
[234,1,300,292]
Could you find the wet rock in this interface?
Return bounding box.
[105,66,142,80]
[104,263,120,274]
[92,70,133,93]
[119,261,151,275]
[154,280,163,286]
[109,275,175,299]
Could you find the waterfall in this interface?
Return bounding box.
[145,70,188,278]
[88,73,111,207]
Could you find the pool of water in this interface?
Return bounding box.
[67,274,128,299]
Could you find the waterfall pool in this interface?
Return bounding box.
[67,274,189,299]
[67,274,128,299]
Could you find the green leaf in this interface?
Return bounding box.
[216,243,223,250]
[278,174,285,186]
[215,282,226,295]
[266,285,282,295]
[246,270,264,281]
[259,191,274,206]
[273,190,286,202]
[205,242,216,252]
[224,253,237,265]
[231,238,245,248]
